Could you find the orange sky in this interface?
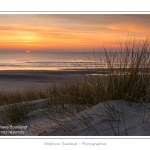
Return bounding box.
[0,14,150,51]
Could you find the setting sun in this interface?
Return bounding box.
[0,14,150,137]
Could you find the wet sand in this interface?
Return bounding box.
[0,70,88,92]
[0,68,112,92]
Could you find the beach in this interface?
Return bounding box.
[0,70,87,92]
[0,51,150,136]
[1,99,150,136]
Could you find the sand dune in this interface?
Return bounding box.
[1,100,150,136]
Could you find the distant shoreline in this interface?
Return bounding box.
[0,70,86,92]
[0,69,108,92]
[0,68,148,92]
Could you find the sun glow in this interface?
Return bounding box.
[0,15,150,51]
[19,34,39,44]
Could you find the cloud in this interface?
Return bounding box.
[0,14,150,50]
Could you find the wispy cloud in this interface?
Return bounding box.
[0,14,150,51]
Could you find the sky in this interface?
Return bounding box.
[0,14,150,51]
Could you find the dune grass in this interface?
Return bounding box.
[0,37,150,127]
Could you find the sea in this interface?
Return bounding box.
[0,51,108,71]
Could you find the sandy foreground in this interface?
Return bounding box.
[0,70,150,136]
[0,99,150,136]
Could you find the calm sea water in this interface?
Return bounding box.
[0,51,108,70]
